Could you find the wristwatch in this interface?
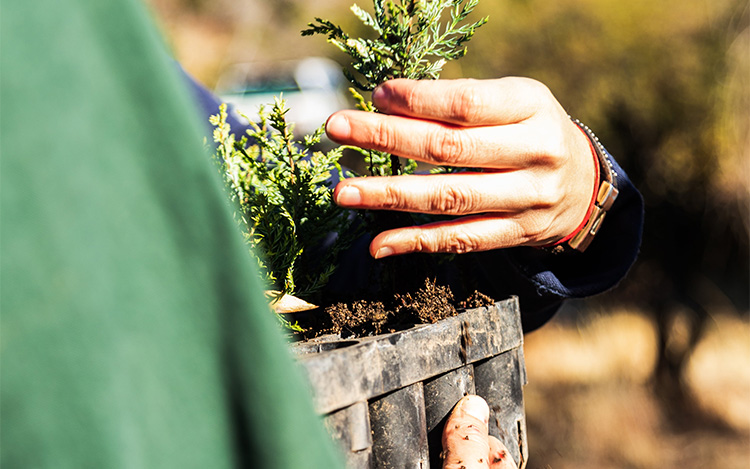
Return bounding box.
[567,118,619,252]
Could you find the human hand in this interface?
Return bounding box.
[442,395,518,469]
[325,77,597,258]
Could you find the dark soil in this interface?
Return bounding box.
[290,210,496,340]
[292,278,494,340]
[327,299,390,336]
[393,278,457,325]
[458,290,496,310]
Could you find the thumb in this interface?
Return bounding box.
[442,395,491,469]
[442,396,519,469]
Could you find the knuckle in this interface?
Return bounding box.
[528,148,558,168]
[461,422,486,438]
[446,232,480,254]
[543,124,570,165]
[449,81,482,122]
[519,172,558,209]
[531,178,562,209]
[426,128,472,165]
[402,82,422,113]
[527,122,568,168]
[444,421,485,443]
[382,182,406,210]
[415,228,482,254]
[429,184,476,214]
[513,77,555,114]
[520,212,555,242]
[414,232,437,253]
[519,77,552,100]
[505,218,529,246]
[533,79,553,98]
[371,118,394,150]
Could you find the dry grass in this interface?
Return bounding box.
[522,308,750,469]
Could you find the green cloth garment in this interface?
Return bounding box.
[0,0,343,467]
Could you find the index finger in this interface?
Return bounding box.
[372,77,548,126]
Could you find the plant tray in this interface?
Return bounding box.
[292,297,528,468]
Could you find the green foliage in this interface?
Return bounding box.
[302,0,487,91]
[210,0,488,308]
[303,0,487,176]
[210,100,355,300]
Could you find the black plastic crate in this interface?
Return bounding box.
[292,298,528,468]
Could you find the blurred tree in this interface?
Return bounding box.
[454,0,749,411]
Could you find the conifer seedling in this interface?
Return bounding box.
[211,100,355,307]
[303,0,487,176]
[211,0,486,324]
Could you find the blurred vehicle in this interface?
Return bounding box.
[215,57,350,136]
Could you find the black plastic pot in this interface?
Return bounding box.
[292,297,528,468]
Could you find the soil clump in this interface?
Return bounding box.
[292,278,495,340]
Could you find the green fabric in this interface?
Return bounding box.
[0,0,343,467]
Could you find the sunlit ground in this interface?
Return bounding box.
[522,306,750,468]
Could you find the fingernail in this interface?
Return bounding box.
[326,114,351,140]
[372,85,390,111]
[374,246,394,259]
[335,185,362,206]
[458,395,489,424]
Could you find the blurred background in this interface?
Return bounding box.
[145,0,749,467]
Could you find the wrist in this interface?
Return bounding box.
[541,118,619,254]
[555,125,600,247]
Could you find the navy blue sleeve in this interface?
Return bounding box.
[501,153,644,330]
[180,65,252,136]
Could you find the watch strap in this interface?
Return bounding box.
[567,118,619,251]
